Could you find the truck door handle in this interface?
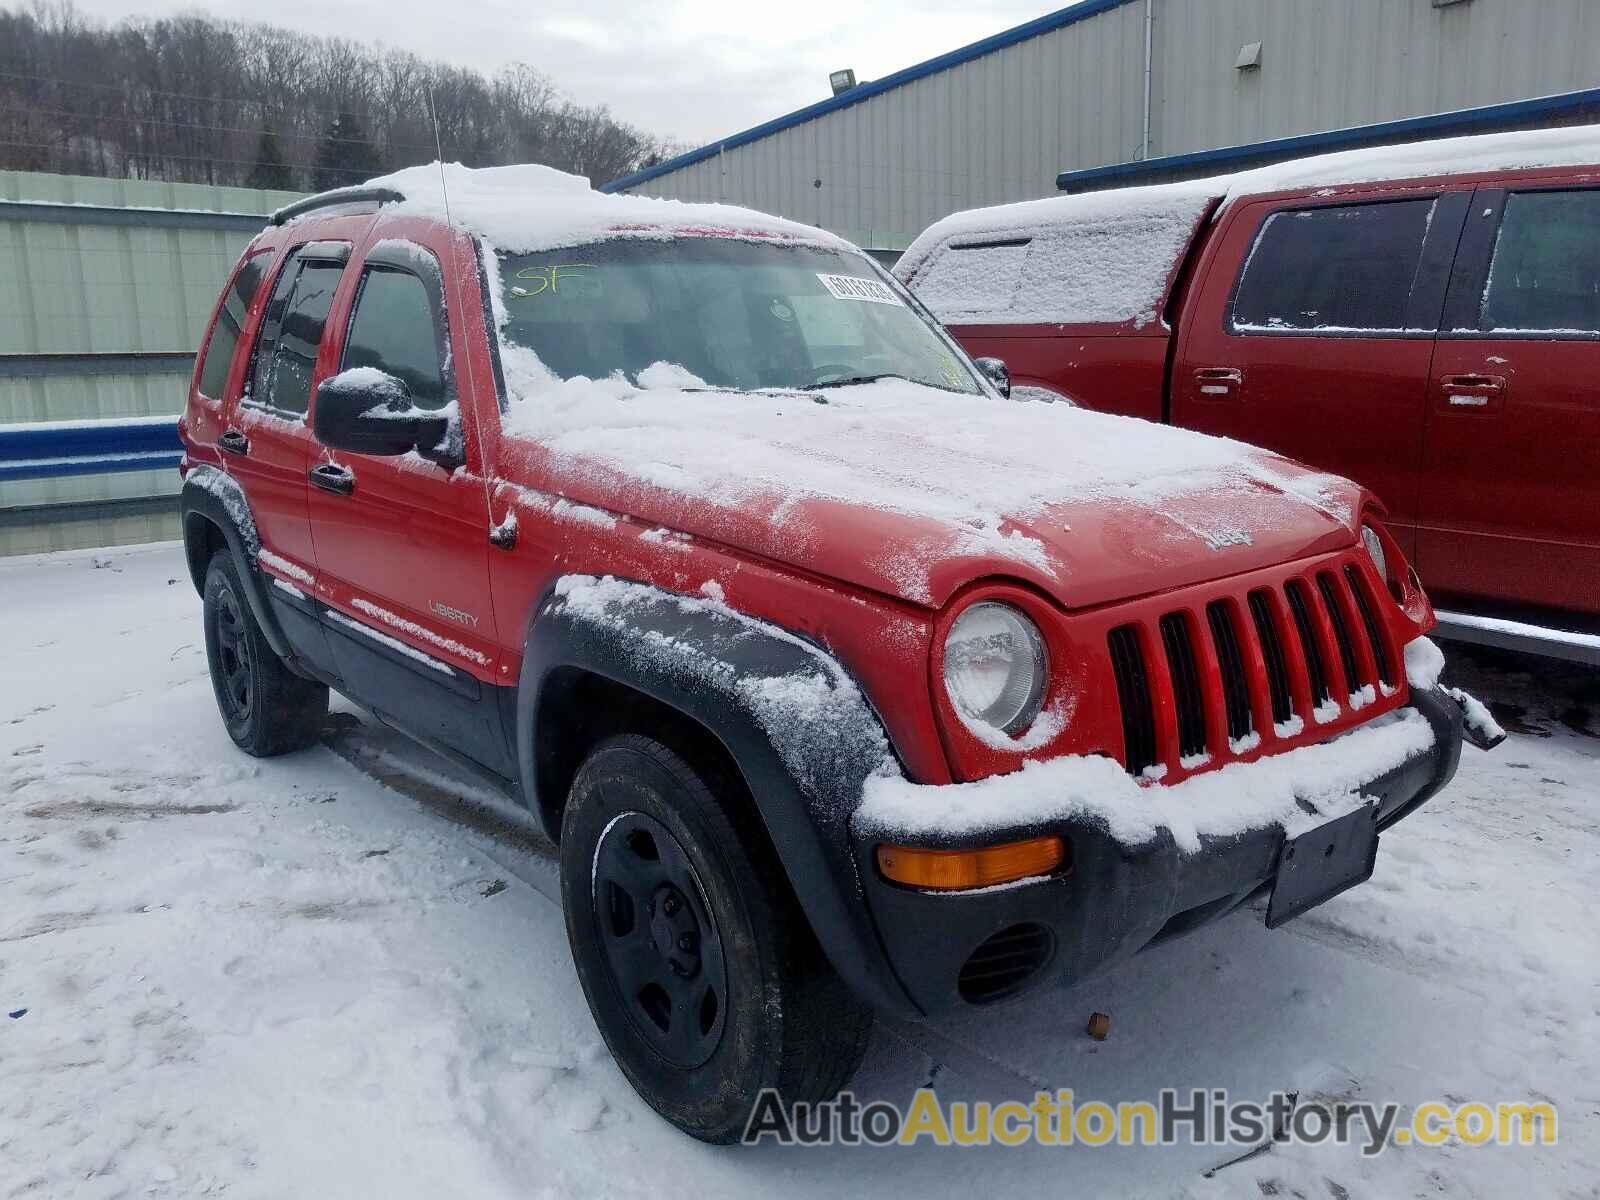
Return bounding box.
[1194,367,1243,397]
[1441,374,1506,407]
[218,429,250,456]
[309,463,356,496]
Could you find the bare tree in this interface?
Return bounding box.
[0,2,682,189]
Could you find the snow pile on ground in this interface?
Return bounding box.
[3,544,1594,1198]
[365,161,846,255]
[496,361,1360,602]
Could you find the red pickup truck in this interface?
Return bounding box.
[898,125,1600,666]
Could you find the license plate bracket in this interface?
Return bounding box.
[1266,802,1380,929]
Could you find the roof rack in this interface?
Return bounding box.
[269,185,405,227]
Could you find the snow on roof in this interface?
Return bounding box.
[899,123,1600,325]
[364,161,849,255]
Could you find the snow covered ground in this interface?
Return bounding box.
[2,542,1594,1198]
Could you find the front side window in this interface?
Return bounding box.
[1232,199,1436,333]
[247,250,346,416]
[341,268,449,409]
[1481,189,1600,334]
[197,251,268,399]
[493,238,980,395]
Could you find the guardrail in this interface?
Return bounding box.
[0,416,182,482]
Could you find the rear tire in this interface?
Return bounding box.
[202,553,327,756]
[560,733,872,1143]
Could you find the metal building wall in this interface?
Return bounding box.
[0,171,300,555]
[620,0,1600,249]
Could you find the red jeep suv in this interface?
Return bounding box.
[178,163,1489,1142]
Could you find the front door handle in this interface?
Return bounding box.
[309,463,356,496]
[1440,374,1507,408]
[1194,366,1243,397]
[218,429,250,456]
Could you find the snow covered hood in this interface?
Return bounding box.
[363,161,848,254]
[497,371,1365,609]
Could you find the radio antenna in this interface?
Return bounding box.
[425,88,505,554]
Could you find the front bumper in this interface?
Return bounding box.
[852,686,1465,1016]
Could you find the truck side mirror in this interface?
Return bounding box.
[313,369,451,461]
[973,356,1011,398]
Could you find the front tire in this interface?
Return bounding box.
[560,734,872,1143]
[202,553,327,756]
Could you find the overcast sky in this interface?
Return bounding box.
[69,0,1057,147]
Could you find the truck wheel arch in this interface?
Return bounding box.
[179,467,294,663]
[517,576,919,1016]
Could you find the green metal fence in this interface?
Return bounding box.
[0,170,302,555]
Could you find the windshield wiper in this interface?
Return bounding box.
[799,372,909,391]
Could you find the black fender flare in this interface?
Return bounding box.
[516,575,918,1016]
[179,466,294,662]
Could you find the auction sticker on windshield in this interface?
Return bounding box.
[816,273,903,305]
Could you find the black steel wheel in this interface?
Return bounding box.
[560,733,872,1143]
[592,812,728,1069]
[213,582,255,724]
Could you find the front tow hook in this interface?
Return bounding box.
[1443,685,1508,751]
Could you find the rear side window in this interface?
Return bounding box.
[913,240,1029,319]
[196,252,267,399]
[341,268,449,409]
[904,191,1216,328]
[1232,199,1435,333]
[247,250,347,417]
[1481,189,1600,334]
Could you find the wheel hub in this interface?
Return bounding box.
[590,811,728,1069]
[649,883,701,979]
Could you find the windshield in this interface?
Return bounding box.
[492,237,982,394]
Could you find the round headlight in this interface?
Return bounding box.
[943,602,1047,735]
[1361,524,1388,581]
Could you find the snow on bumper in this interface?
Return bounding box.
[851,689,1467,1013]
[857,702,1451,855]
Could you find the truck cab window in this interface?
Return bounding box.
[340,268,449,409]
[1232,199,1435,334]
[1481,189,1600,335]
[247,252,346,416]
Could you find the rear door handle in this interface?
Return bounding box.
[1194,367,1243,397]
[1440,374,1506,407]
[218,429,250,456]
[309,463,356,496]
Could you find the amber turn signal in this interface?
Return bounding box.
[875,836,1068,891]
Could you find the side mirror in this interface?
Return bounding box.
[313,369,452,462]
[973,356,1011,399]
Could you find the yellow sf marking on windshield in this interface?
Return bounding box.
[509,264,597,299]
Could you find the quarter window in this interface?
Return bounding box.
[197,251,268,399]
[246,249,347,416]
[340,267,449,409]
[1232,199,1436,334]
[1481,189,1600,334]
